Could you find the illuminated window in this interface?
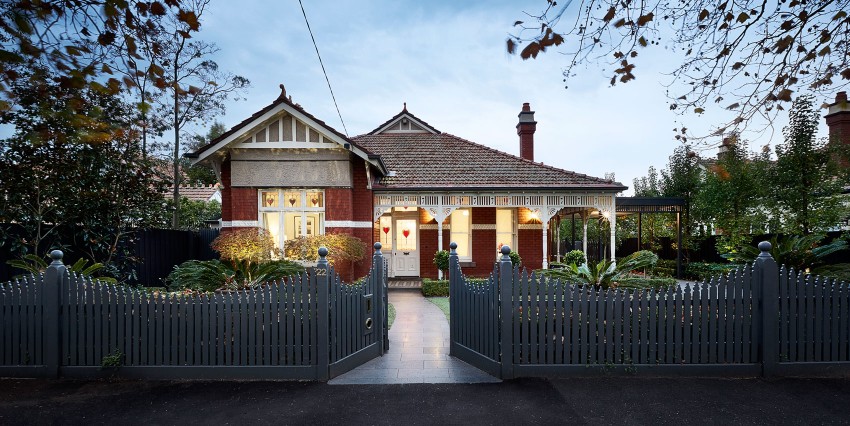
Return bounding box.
[450,208,472,260]
[496,208,516,257]
[258,189,325,251]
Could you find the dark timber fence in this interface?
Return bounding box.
[0,227,220,285]
[450,242,850,378]
[0,244,388,380]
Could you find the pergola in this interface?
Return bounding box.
[557,196,686,278]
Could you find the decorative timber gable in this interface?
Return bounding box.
[368,104,440,135]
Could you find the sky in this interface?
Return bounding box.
[15,0,840,194]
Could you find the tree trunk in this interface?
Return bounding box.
[171,58,180,229]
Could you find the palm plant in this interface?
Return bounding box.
[721,234,847,270]
[7,254,117,283]
[542,250,659,289]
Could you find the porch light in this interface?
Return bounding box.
[462,210,469,216]
[601,210,611,219]
[529,210,540,221]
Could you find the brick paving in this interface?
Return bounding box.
[329,289,499,384]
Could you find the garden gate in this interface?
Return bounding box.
[450,242,850,378]
[0,244,388,380]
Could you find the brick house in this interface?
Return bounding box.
[188,86,627,279]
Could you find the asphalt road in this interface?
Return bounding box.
[1,377,849,425]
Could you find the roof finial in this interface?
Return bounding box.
[277,84,286,100]
[403,102,407,112]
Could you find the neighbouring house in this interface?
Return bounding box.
[165,184,223,203]
[187,85,627,279]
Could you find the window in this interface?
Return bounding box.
[259,189,325,250]
[450,208,471,260]
[496,208,516,256]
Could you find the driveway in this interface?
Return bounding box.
[2,377,850,425]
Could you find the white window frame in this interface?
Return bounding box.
[450,208,472,261]
[258,189,325,250]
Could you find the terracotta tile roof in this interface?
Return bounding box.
[352,133,627,191]
[165,184,221,202]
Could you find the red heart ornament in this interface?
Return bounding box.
[402,229,410,238]
[382,227,390,234]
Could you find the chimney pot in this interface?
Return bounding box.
[517,103,537,161]
[837,92,848,103]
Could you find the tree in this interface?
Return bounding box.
[183,121,226,185]
[0,74,167,280]
[771,95,849,234]
[508,1,850,138]
[156,0,249,227]
[0,1,200,136]
[630,166,676,251]
[694,136,771,251]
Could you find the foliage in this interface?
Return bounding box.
[564,250,586,267]
[6,254,117,284]
[433,250,450,272]
[508,0,850,137]
[421,279,450,297]
[284,234,367,266]
[813,264,850,284]
[0,1,199,114]
[721,234,848,270]
[388,303,396,330]
[101,351,123,369]
[212,228,278,264]
[182,122,227,185]
[510,251,522,266]
[0,74,168,281]
[650,259,676,278]
[166,258,304,292]
[684,262,739,281]
[542,250,659,289]
[695,137,771,249]
[162,197,221,230]
[769,96,849,234]
[159,1,250,227]
[614,277,677,291]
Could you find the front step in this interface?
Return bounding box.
[388,278,422,289]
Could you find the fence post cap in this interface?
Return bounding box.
[449,242,457,250]
[758,241,772,258]
[500,245,511,256]
[49,250,64,263]
[373,242,382,251]
[318,246,329,258]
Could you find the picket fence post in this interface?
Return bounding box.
[755,241,779,377]
[43,250,65,378]
[315,247,330,381]
[448,242,459,358]
[372,242,386,354]
[498,245,514,379]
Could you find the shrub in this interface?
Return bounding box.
[684,262,738,281]
[422,279,449,297]
[813,263,850,283]
[564,249,586,266]
[433,250,449,273]
[212,228,279,265]
[508,251,522,266]
[284,234,367,265]
[166,258,304,292]
[614,276,677,290]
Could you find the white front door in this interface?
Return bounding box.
[392,215,419,276]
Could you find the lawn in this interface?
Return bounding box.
[427,297,450,321]
[388,303,396,330]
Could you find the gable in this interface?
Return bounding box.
[232,112,338,148]
[369,108,440,135]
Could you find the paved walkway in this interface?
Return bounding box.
[329,289,499,384]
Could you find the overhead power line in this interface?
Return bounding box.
[298,0,348,136]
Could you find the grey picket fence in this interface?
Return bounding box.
[450,242,850,378]
[0,245,388,380]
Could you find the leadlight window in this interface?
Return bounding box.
[259,189,325,250]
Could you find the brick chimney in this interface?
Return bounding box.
[516,103,537,161]
[826,91,850,150]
